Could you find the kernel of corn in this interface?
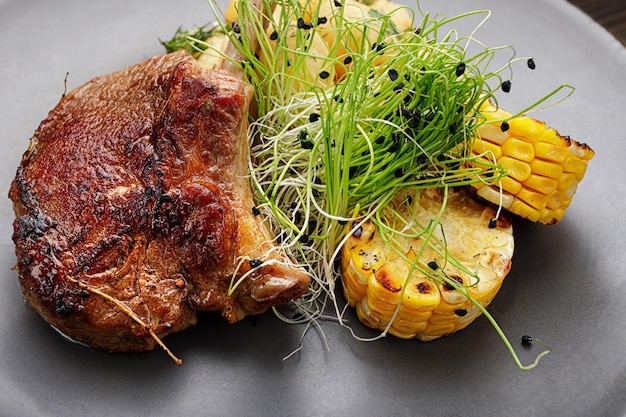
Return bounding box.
[516,187,549,210]
[476,124,510,145]
[551,208,566,222]
[563,182,578,199]
[557,172,576,191]
[564,157,587,179]
[524,174,558,195]
[393,315,429,332]
[437,284,468,306]
[509,199,541,222]
[476,185,514,208]
[422,321,456,337]
[456,306,483,325]
[351,244,383,273]
[397,307,433,324]
[472,137,503,160]
[500,176,522,195]
[539,128,567,147]
[509,116,546,140]
[534,142,569,163]
[401,278,441,312]
[547,190,566,209]
[343,266,367,304]
[499,156,531,181]
[530,159,563,179]
[502,137,535,162]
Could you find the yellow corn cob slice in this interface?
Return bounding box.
[469,100,594,224]
[341,187,514,341]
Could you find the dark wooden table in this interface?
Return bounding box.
[568,0,626,45]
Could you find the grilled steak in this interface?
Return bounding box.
[9,50,310,353]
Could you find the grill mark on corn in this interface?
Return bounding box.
[375,269,401,292]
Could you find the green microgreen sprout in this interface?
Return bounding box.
[170,0,573,369]
[160,22,224,55]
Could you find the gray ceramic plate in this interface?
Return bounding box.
[1,0,625,416]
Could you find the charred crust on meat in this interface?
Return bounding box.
[14,212,55,240]
[54,291,82,317]
[8,51,310,354]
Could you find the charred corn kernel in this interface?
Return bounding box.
[341,188,514,341]
[468,100,594,224]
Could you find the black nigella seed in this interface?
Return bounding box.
[338,219,348,226]
[299,234,311,245]
[334,0,342,6]
[393,82,405,92]
[427,261,438,270]
[456,62,466,77]
[501,80,512,93]
[500,121,510,132]
[408,110,421,129]
[371,42,378,51]
[488,218,497,229]
[301,140,314,150]
[415,27,422,35]
[319,70,330,79]
[309,113,320,123]
[527,57,536,70]
[297,17,314,30]
[233,23,240,34]
[317,16,328,25]
[249,259,263,268]
[252,206,261,216]
[454,309,468,317]
[394,168,404,178]
[375,135,385,144]
[521,335,533,346]
[376,42,386,52]
[343,55,353,65]
[270,31,278,41]
[443,275,463,291]
[388,68,399,81]
[352,224,362,238]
